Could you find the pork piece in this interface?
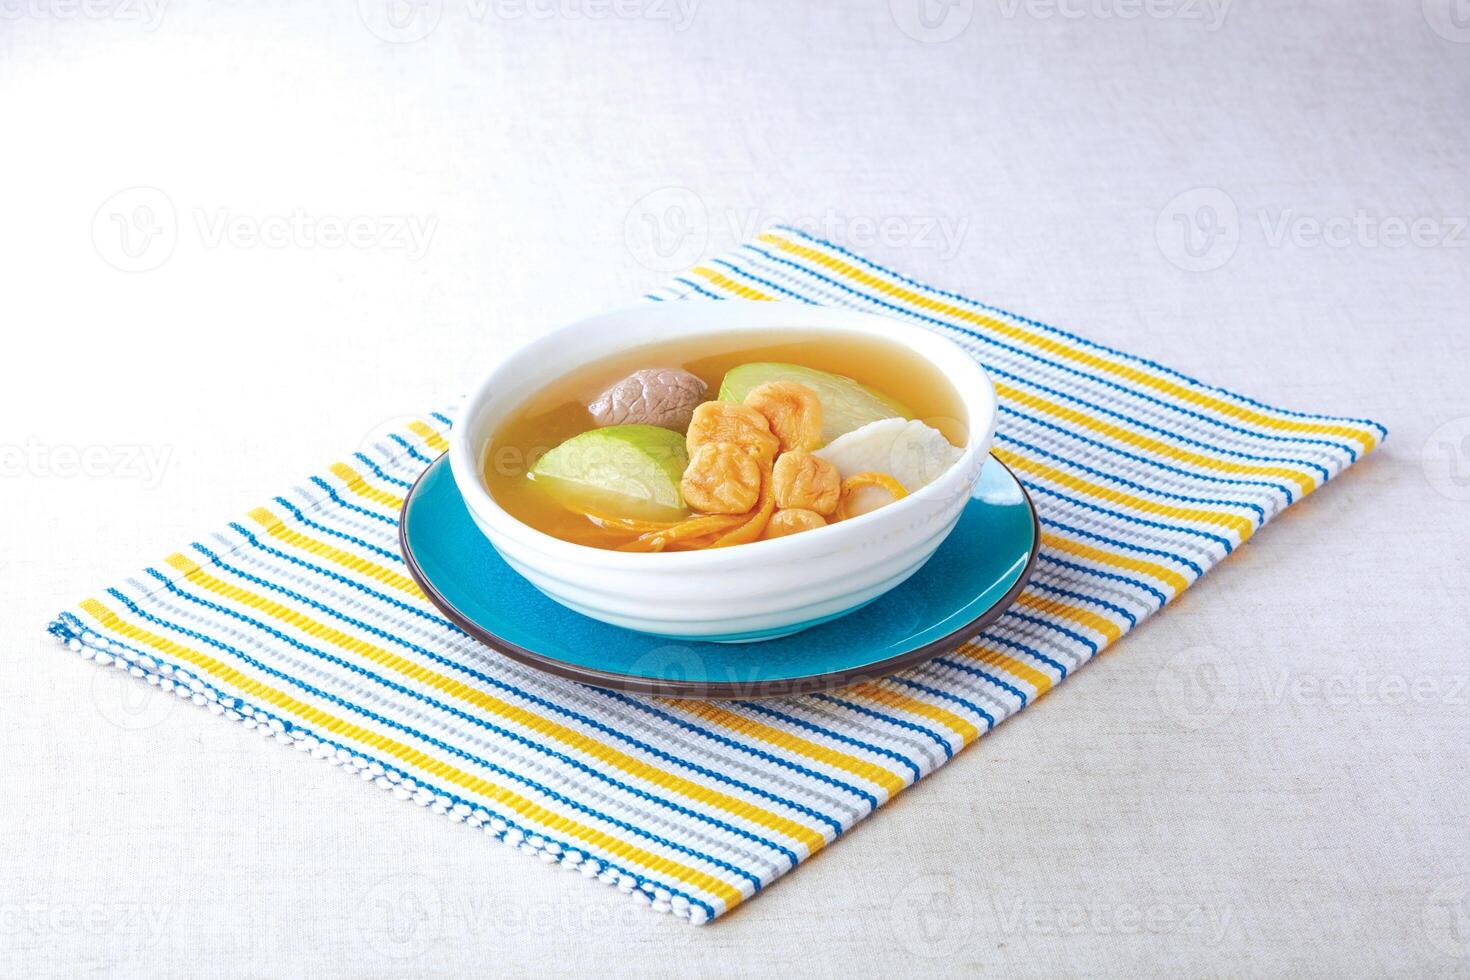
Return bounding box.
[588,368,708,432]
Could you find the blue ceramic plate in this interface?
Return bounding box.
[399,455,1038,699]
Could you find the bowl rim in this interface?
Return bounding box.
[448,301,997,568]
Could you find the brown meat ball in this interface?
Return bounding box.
[588,368,708,431]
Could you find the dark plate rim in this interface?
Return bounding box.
[398,453,1040,700]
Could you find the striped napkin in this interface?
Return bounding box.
[48,226,1384,924]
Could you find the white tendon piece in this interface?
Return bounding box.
[814,418,963,515]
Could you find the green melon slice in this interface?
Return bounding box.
[530,424,689,517]
[717,362,911,445]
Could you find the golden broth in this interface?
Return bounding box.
[483,329,969,549]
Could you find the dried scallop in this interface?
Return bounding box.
[680,442,762,514]
[686,401,780,465]
[770,451,841,516]
[743,381,823,453]
[763,509,826,539]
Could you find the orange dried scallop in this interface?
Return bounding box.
[743,381,822,453]
[681,442,762,515]
[834,471,909,520]
[770,451,841,516]
[686,401,779,465]
[763,509,826,539]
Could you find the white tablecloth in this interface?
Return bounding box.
[3,1,1468,975]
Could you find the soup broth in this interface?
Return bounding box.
[484,329,968,550]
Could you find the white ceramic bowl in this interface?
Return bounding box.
[449,302,996,641]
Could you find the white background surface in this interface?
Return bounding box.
[3,1,1468,975]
